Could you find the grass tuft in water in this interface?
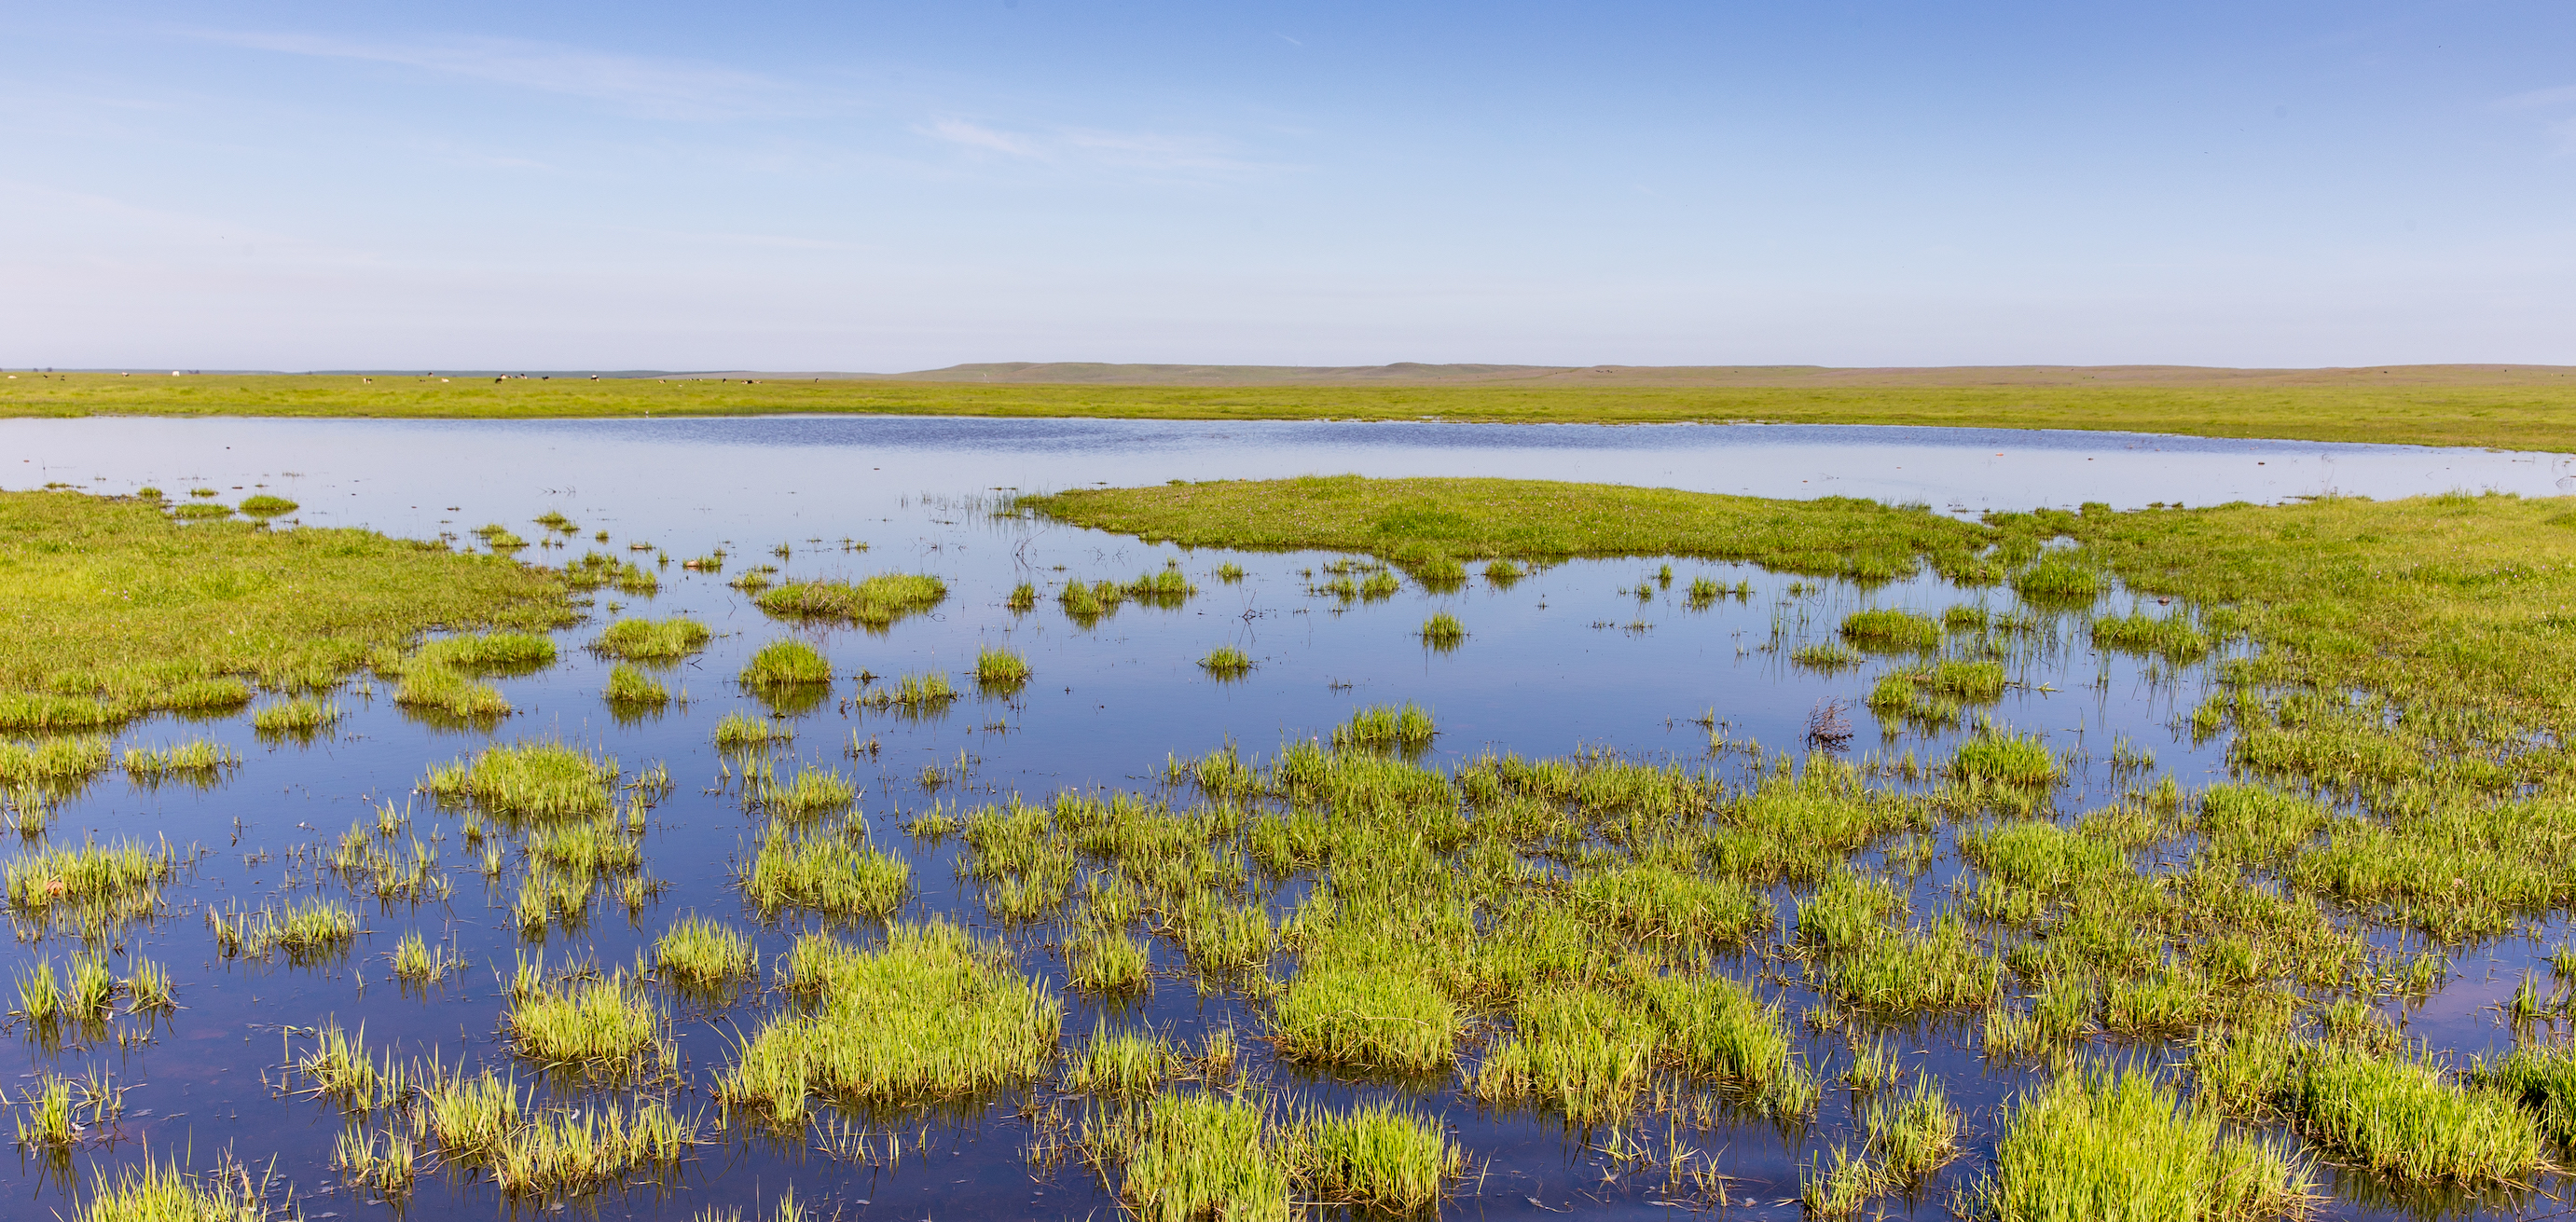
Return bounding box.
[251,697,337,735]
[740,640,831,688]
[737,825,911,918]
[655,916,757,990]
[1839,609,1940,652]
[1419,612,1467,648]
[721,920,1060,1122]
[1198,646,1253,678]
[756,574,948,630]
[592,616,711,661]
[425,741,618,821]
[974,646,1032,691]
[1330,703,1435,753]
[604,663,668,706]
[1973,1064,2310,1220]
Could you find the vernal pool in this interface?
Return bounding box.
[4,415,2571,1222]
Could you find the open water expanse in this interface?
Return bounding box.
[7,416,2576,1221]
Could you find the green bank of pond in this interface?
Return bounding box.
[5,419,2576,1221]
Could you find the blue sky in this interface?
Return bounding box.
[6,2,2575,370]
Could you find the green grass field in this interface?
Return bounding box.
[7,364,2576,451]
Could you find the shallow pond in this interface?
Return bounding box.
[6,416,2574,1221]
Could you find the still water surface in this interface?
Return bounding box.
[6,417,2571,1221]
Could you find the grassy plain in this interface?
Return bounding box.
[0,489,572,729]
[7,365,2576,450]
[1031,475,2576,801]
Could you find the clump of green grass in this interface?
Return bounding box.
[123,958,173,1011]
[1123,565,1198,606]
[1199,645,1253,678]
[120,739,240,781]
[238,494,297,515]
[0,735,110,793]
[1950,733,2060,787]
[755,574,948,630]
[400,631,558,676]
[5,836,172,925]
[592,616,711,661]
[474,523,529,550]
[737,826,910,917]
[406,1064,698,1196]
[739,640,830,688]
[655,916,757,990]
[1790,641,1865,671]
[751,767,856,818]
[424,741,619,821]
[603,664,668,706]
[1272,966,1457,1075]
[1839,609,1940,652]
[1419,612,1467,648]
[393,664,512,721]
[1108,1090,1294,1220]
[2214,1035,2547,1184]
[210,896,358,963]
[1216,562,1246,583]
[2093,609,2211,661]
[61,1159,284,1222]
[721,921,1060,1122]
[1005,581,1039,611]
[393,931,456,982]
[1482,559,1524,584]
[1972,1064,2310,1220]
[974,646,1032,690]
[2010,556,2101,604]
[1305,1099,1460,1211]
[1866,1073,1959,1181]
[712,712,792,751]
[1064,1021,1170,1100]
[171,501,232,520]
[533,510,576,533]
[1470,983,1656,1122]
[507,968,672,1078]
[1067,927,1152,994]
[858,672,957,708]
[251,697,337,735]
[1330,703,1435,753]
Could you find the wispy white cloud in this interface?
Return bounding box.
[2499,83,2576,110]
[186,30,833,120]
[922,117,1044,158]
[920,117,1284,177]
